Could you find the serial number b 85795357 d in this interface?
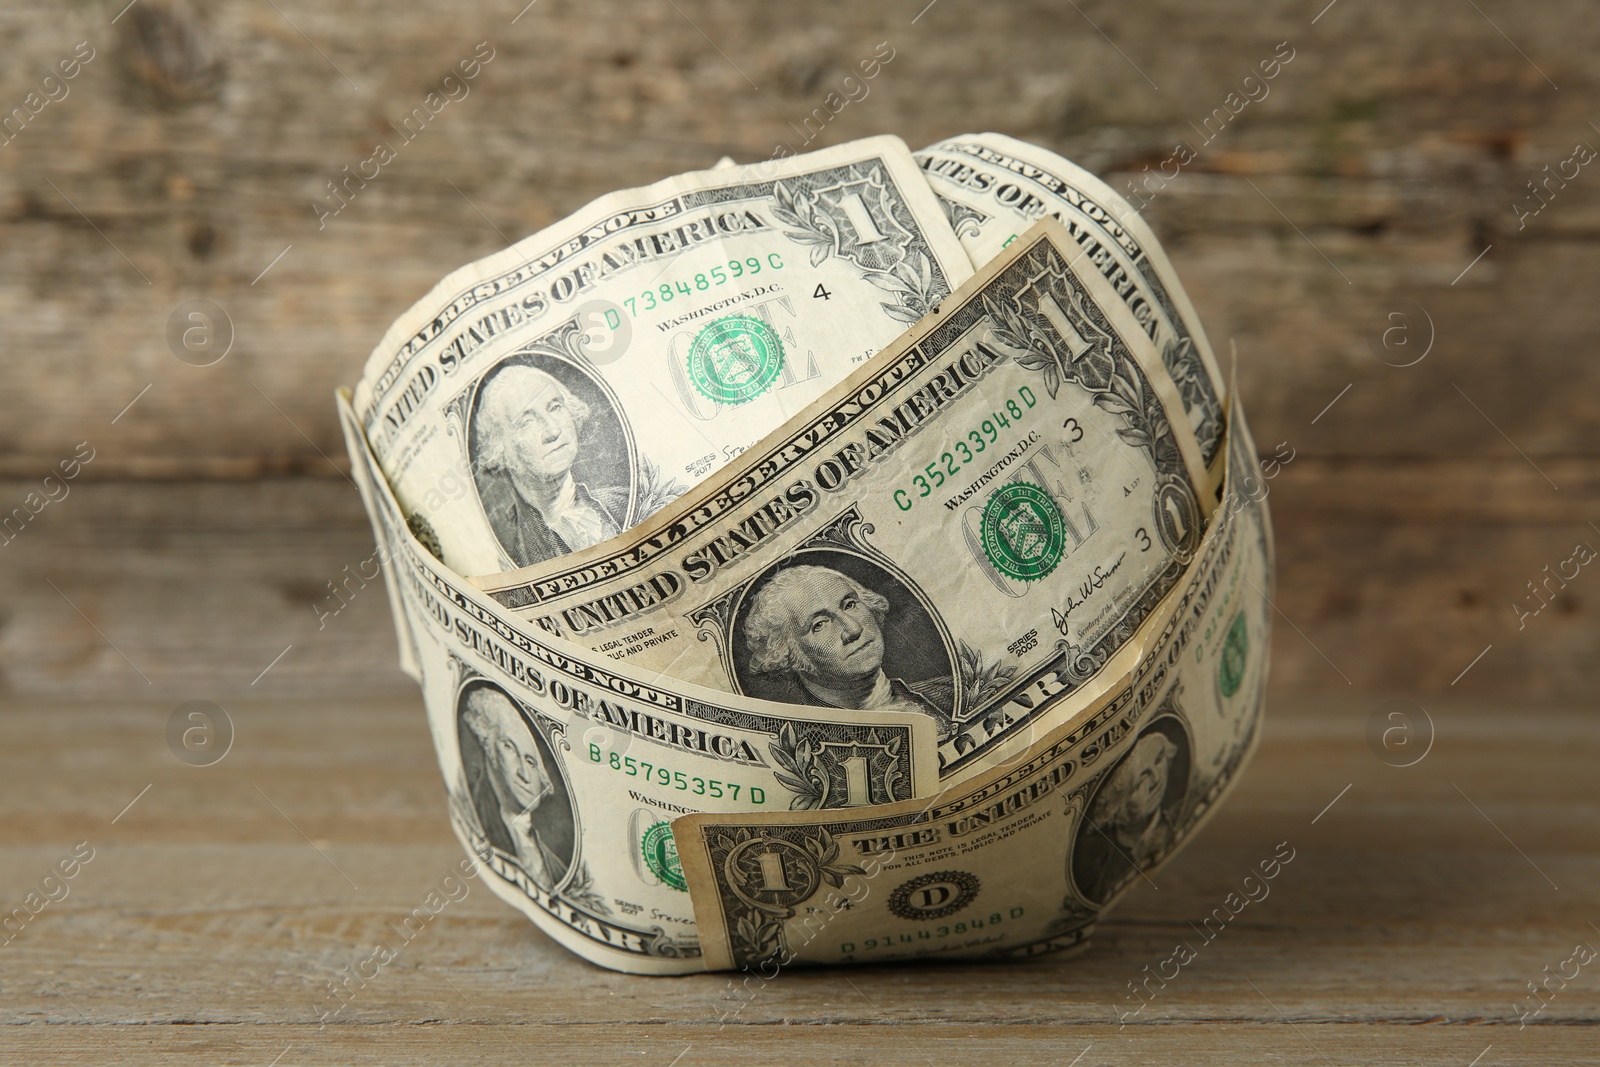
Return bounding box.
[587,745,767,804]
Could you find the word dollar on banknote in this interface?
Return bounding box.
[673,391,1271,971]
[473,220,1214,780]
[339,394,944,975]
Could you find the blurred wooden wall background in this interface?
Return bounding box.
[1,0,1595,703]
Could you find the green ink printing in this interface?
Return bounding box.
[1217,610,1248,698]
[687,313,785,405]
[980,481,1067,582]
[641,821,687,892]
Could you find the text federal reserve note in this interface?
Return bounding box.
[474,220,1212,780]
[673,392,1270,972]
[338,393,942,975]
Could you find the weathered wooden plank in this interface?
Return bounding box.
[1253,456,1600,696]
[1,1,1598,474]
[4,464,1594,700]
[0,696,1595,1064]
[0,478,413,699]
[1,1024,1591,1067]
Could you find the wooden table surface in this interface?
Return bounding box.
[4,0,1600,704]
[2,694,1595,1065]
[4,0,1600,1062]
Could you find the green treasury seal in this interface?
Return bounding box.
[980,482,1066,582]
[687,314,784,405]
[641,821,687,892]
[1217,610,1248,698]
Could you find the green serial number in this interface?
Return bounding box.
[841,907,1027,954]
[622,254,785,316]
[893,387,1040,512]
[587,744,767,804]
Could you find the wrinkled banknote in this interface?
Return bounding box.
[472,219,1212,780]
[351,136,973,577]
[918,133,1228,483]
[343,397,423,685]
[338,394,944,975]
[672,390,1270,972]
[341,134,1272,976]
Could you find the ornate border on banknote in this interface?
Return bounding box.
[340,393,943,971]
[918,231,1205,773]
[358,159,957,452]
[692,490,1243,965]
[922,135,1226,471]
[472,221,1211,782]
[674,388,1270,972]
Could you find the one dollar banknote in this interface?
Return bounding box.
[351,136,974,578]
[473,219,1214,781]
[672,390,1272,972]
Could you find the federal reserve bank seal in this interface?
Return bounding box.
[980,482,1066,582]
[887,871,980,921]
[1217,610,1248,699]
[687,314,784,405]
[641,821,687,892]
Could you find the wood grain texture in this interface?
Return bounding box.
[0,8,1596,686]
[2,469,1594,702]
[1,696,1596,1064]
[1,0,1596,473]
[4,3,1596,1060]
